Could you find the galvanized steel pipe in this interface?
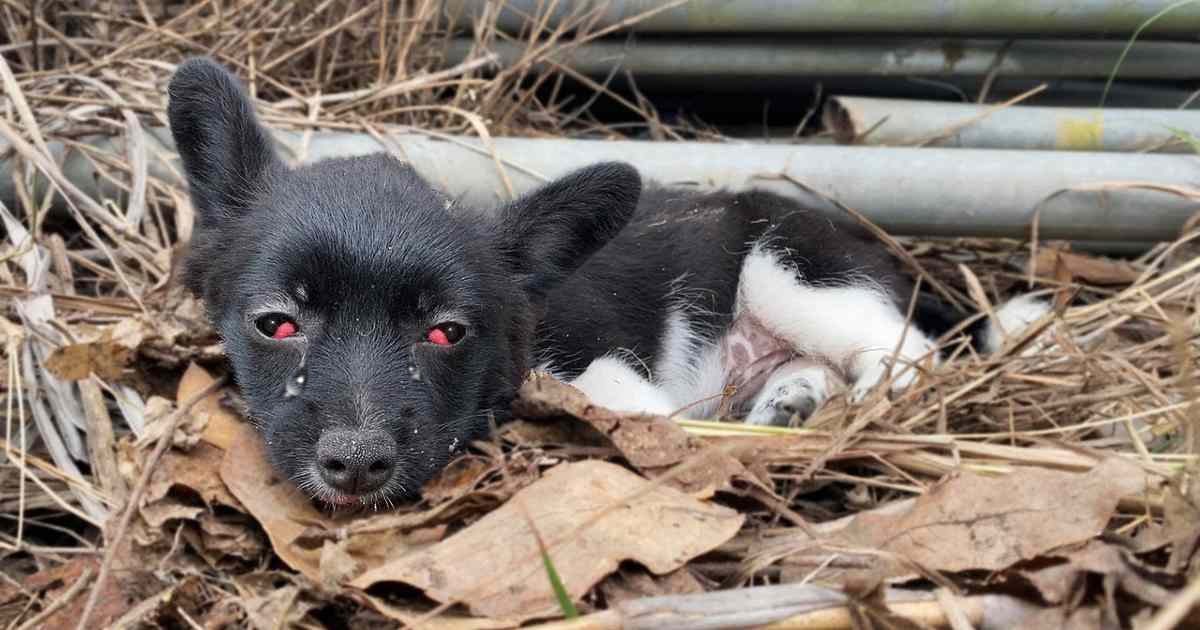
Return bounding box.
[444,0,1200,36]
[444,38,1200,82]
[6,128,1198,243]
[825,96,1200,152]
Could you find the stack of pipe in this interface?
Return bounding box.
[432,0,1200,247]
[8,2,1200,247]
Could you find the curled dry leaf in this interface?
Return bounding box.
[42,317,148,381]
[1162,462,1200,575]
[362,596,515,630]
[1020,540,1179,607]
[1029,246,1141,286]
[133,363,262,566]
[768,457,1162,583]
[176,362,245,451]
[8,556,161,630]
[238,585,317,630]
[599,566,706,607]
[351,459,745,623]
[513,373,756,497]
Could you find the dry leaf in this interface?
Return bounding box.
[514,373,753,497]
[16,557,161,630]
[1163,464,1200,575]
[239,585,316,630]
[1021,540,1177,607]
[775,457,1160,582]
[599,566,706,607]
[1021,606,1107,630]
[176,362,245,450]
[351,459,744,623]
[420,456,494,505]
[1030,247,1141,285]
[362,596,515,630]
[42,317,147,381]
[130,364,266,566]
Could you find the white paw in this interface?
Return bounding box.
[744,362,836,426]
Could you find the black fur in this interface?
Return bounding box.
[168,57,966,505]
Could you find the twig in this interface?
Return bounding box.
[13,567,94,630]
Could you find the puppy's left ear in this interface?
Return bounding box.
[495,162,641,296]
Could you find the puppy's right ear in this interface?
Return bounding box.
[167,57,281,229]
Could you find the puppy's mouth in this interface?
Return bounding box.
[323,493,360,508]
[300,468,401,511]
[313,487,396,511]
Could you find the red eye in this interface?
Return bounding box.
[427,322,465,346]
[256,313,298,339]
[273,321,297,339]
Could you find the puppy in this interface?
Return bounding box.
[167,57,1048,508]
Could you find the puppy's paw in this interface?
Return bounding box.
[744,362,837,427]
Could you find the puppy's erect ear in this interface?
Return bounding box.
[167,57,281,229]
[495,162,641,296]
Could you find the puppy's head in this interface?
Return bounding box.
[167,57,640,508]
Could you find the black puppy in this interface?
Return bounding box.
[168,57,1048,509]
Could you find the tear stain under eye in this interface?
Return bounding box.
[407,347,422,382]
[285,352,307,398]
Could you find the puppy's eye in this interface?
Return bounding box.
[256,313,299,340]
[427,322,466,346]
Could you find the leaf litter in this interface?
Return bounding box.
[2,2,1200,628]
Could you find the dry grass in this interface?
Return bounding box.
[1,1,1199,627]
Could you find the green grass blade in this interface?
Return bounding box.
[1164,125,1200,154]
[541,548,579,618]
[1100,0,1200,108]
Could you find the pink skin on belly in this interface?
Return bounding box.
[718,312,846,415]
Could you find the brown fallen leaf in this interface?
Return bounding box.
[238,585,317,630]
[14,556,162,630]
[420,456,495,505]
[599,566,706,607]
[145,441,240,509]
[1162,462,1200,575]
[130,364,262,566]
[176,361,245,450]
[1021,539,1178,607]
[514,373,755,498]
[1029,246,1141,286]
[42,317,147,381]
[768,457,1162,583]
[351,459,744,623]
[1020,606,1107,630]
[363,596,515,630]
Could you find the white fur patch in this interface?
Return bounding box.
[654,307,699,393]
[664,341,726,419]
[569,355,677,416]
[982,294,1053,354]
[736,245,937,398]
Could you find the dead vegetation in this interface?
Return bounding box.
[1,2,1200,628]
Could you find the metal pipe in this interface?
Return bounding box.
[443,0,1200,36]
[6,128,1198,244]
[444,38,1200,84]
[824,96,1200,152]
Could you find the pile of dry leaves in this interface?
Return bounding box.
[2,2,1200,629]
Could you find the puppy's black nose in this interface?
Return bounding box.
[315,428,397,495]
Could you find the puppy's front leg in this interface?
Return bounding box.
[569,355,678,416]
